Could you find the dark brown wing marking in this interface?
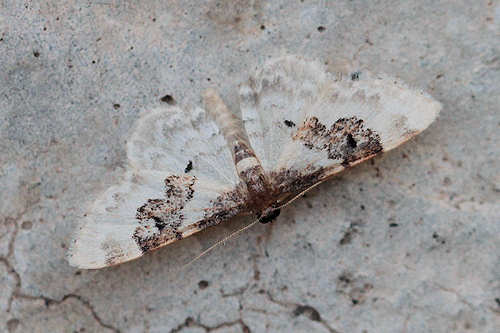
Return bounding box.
[270,166,325,197]
[199,183,249,228]
[293,116,382,166]
[133,175,196,252]
[267,116,384,207]
[132,176,248,253]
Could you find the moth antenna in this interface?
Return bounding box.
[182,219,259,269]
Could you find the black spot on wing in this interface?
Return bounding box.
[346,133,357,149]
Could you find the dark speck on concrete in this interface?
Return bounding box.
[198,280,209,289]
[184,160,193,173]
[160,94,176,105]
[293,305,321,322]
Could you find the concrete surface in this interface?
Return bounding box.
[1,1,499,332]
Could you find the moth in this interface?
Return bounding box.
[68,55,441,268]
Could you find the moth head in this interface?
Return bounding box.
[258,206,281,224]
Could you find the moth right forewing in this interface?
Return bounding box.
[241,55,440,206]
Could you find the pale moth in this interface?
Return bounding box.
[68,55,441,269]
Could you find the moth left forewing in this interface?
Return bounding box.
[127,106,240,186]
[68,170,248,269]
[69,98,252,269]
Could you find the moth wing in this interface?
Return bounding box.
[127,106,240,185]
[240,55,441,199]
[69,106,248,269]
[240,55,329,173]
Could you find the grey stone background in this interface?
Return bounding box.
[1,1,499,332]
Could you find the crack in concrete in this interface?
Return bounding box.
[2,216,117,332]
[11,292,121,333]
[0,257,21,312]
[0,208,121,333]
[1,214,20,313]
[220,285,249,298]
[215,259,340,333]
[265,292,341,333]
[433,283,475,309]
[1,216,19,260]
[169,316,250,333]
[250,254,261,282]
[245,307,281,316]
